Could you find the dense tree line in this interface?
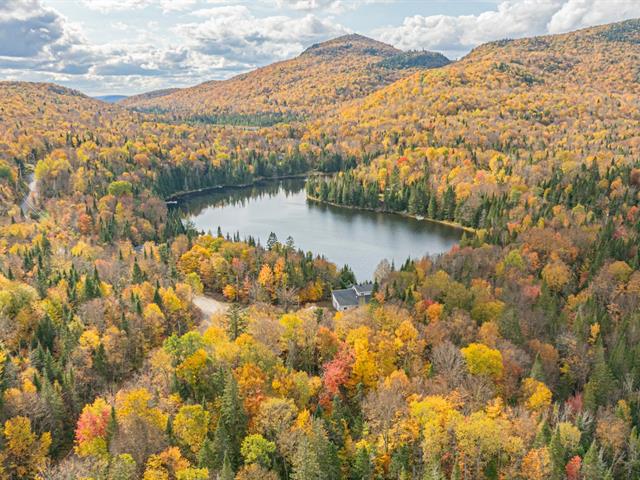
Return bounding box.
[3,18,640,480]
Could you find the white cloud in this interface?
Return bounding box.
[0,0,67,57]
[375,0,640,58]
[274,0,350,12]
[3,0,640,95]
[547,0,640,33]
[272,0,392,13]
[80,0,153,13]
[81,0,237,13]
[177,5,348,64]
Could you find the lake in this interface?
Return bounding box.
[178,178,462,281]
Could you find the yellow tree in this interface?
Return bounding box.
[454,410,511,478]
[521,447,552,480]
[410,395,461,464]
[1,416,51,479]
[461,343,503,380]
[347,328,378,389]
[143,446,208,480]
[173,404,211,455]
[522,378,552,412]
[113,388,168,467]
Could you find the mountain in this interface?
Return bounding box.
[303,19,640,232]
[95,94,128,103]
[121,34,450,124]
[119,87,180,105]
[315,19,640,157]
[0,81,126,135]
[0,82,129,208]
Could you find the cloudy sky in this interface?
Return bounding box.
[2,0,640,96]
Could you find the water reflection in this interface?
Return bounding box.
[179,178,462,281]
[178,179,304,216]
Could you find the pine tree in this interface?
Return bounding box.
[132,258,145,284]
[226,304,247,341]
[351,447,372,480]
[548,428,565,480]
[427,195,438,220]
[267,232,278,250]
[581,441,605,480]
[37,377,67,456]
[530,353,546,382]
[198,438,217,470]
[584,341,615,411]
[106,406,118,448]
[94,343,112,383]
[212,372,247,470]
[35,314,56,352]
[220,451,235,480]
[153,282,163,307]
[291,437,322,480]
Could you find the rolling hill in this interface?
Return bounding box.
[6,18,640,480]
[121,34,450,124]
[316,19,640,157]
[302,19,640,235]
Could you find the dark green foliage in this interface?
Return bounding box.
[211,372,247,470]
[377,51,450,70]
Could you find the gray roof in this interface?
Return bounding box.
[353,282,374,296]
[332,288,359,307]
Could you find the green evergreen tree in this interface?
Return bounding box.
[220,451,235,480]
[37,377,67,456]
[267,232,278,250]
[132,258,145,284]
[548,428,565,480]
[198,438,217,470]
[581,441,605,480]
[291,437,322,480]
[226,304,247,341]
[584,341,616,411]
[351,446,372,480]
[106,406,118,448]
[339,265,356,288]
[427,195,438,219]
[530,353,546,383]
[212,372,247,470]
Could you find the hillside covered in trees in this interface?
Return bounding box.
[121,35,449,125]
[2,18,640,480]
[305,20,640,238]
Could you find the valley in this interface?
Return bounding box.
[1,15,640,480]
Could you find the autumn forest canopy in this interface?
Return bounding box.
[2,18,640,480]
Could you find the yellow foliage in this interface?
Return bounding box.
[461,343,503,379]
[116,388,168,431]
[522,378,552,411]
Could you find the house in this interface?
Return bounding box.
[331,282,374,311]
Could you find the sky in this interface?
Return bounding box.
[2,0,640,96]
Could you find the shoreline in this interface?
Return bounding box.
[165,172,315,202]
[306,195,476,234]
[167,173,475,235]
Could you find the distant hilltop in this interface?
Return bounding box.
[120,34,450,125]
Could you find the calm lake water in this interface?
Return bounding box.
[179,179,462,281]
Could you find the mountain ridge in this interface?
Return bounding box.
[120,33,450,124]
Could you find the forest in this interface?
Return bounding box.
[1,18,640,480]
